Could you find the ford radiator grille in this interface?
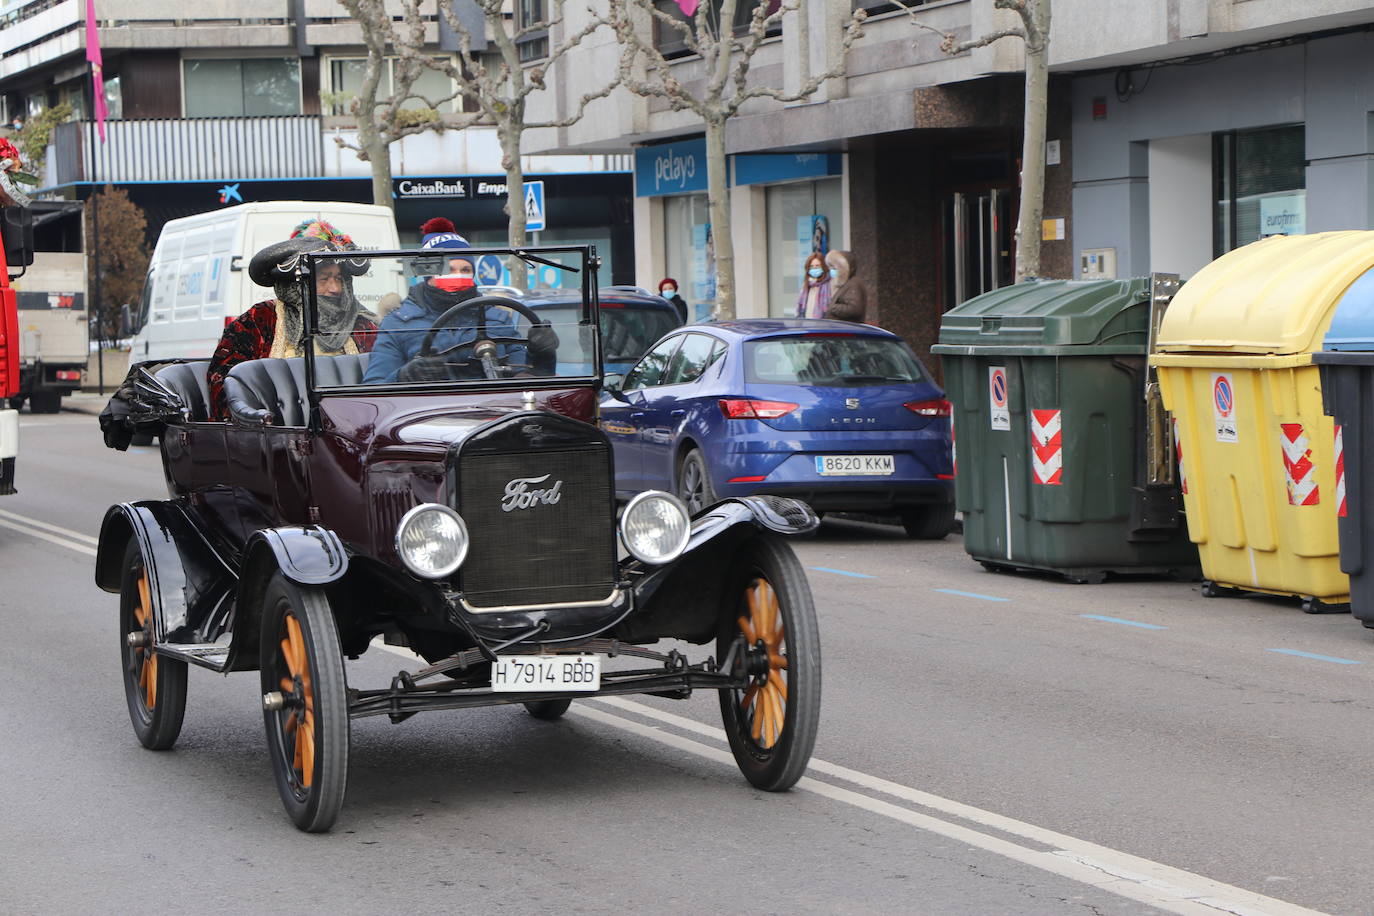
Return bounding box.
[457,443,616,608]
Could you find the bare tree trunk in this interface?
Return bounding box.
[705,117,734,319]
[500,117,529,290]
[364,134,395,211]
[1014,0,1049,281]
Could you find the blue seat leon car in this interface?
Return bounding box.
[526,287,683,377]
[600,319,956,539]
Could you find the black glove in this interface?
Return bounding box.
[528,322,559,354]
[398,354,451,382]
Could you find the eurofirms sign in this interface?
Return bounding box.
[633,138,713,198]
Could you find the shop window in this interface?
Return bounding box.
[184,58,302,117]
[653,0,782,60]
[664,193,716,320]
[517,0,550,62]
[765,178,845,318]
[1213,124,1306,257]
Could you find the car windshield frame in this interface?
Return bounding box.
[296,244,602,420]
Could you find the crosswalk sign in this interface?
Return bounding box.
[524,181,546,232]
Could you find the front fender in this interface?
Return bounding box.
[242,526,349,586]
[96,501,234,646]
[614,495,817,644]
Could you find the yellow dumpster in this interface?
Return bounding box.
[1150,232,1374,612]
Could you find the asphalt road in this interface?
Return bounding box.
[2,399,1372,914]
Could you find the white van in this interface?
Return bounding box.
[128,201,401,361]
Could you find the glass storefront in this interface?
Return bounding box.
[1213,124,1306,257]
[764,178,844,317]
[664,193,715,322]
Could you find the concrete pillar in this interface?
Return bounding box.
[731,183,769,319]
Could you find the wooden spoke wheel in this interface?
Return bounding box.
[717,534,821,792]
[260,574,350,833]
[119,541,187,751]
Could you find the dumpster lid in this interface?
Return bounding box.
[1155,231,1374,356]
[934,278,1150,353]
[1322,264,1374,351]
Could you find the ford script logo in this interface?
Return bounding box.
[502,474,564,512]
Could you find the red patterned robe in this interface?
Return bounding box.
[207,300,377,420]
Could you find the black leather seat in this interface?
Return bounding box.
[224,353,371,427]
[154,360,213,423]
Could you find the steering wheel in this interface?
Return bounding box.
[418,295,550,379]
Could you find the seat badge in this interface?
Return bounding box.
[845,398,860,410]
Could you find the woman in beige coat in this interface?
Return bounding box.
[824,249,872,325]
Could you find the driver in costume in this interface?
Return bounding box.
[362,221,557,384]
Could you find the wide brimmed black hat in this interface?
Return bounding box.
[248,237,369,288]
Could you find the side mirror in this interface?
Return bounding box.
[602,373,628,400]
[1,205,34,273]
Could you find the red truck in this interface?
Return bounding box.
[1,205,31,495]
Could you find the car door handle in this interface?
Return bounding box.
[631,412,646,419]
[670,410,686,418]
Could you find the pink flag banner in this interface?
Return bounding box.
[674,0,700,16]
[86,0,107,142]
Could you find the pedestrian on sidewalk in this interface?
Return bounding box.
[796,251,832,319]
[825,250,872,325]
[657,277,688,323]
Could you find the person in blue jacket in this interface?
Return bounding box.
[363,226,555,383]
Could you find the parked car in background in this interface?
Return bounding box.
[527,286,682,376]
[600,319,956,538]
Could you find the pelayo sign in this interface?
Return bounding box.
[634,138,710,198]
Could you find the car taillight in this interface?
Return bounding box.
[718,398,798,420]
[904,398,952,417]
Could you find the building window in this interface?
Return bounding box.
[326,57,465,115]
[184,58,302,117]
[852,0,926,16]
[516,0,550,62]
[1213,124,1306,257]
[653,0,782,59]
[765,178,844,317]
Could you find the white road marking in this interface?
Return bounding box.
[368,640,1323,915]
[0,509,98,556]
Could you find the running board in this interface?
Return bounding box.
[157,643,230,672]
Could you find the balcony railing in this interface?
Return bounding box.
[48,116,325,185]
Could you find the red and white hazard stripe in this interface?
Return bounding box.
[1030,408,1062,486]
[1279,422,1320,507]
[1335,424,1347,518]
[1173,418,1187,495]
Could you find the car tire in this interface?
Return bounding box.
[523,699,572,720]
[7,396,24,411]
[28,391,61,414]
[716,534,821,793]
[677,448,717,514]
[119,540,188,751]
[260,573,350,833]
[900,503,956,540]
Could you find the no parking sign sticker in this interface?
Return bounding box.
[988,366,1010,431]
[1212,373,1238,442]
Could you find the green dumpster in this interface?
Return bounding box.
[932,277,1198,582]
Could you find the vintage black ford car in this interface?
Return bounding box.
[97,246,820,832]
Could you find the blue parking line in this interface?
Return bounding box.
[1267,648,1362,665]
[934,588,1010,602]
[1080,614,1167,630]
[809,566,875,579]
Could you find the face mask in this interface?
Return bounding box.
[808,267,823,279]
[829,268,839,280]
[662,287,676,296]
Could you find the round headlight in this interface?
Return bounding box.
[395,504,469,579]
[620,491,691,565]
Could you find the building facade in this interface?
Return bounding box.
[529,0,1374,369]
[0,0,636,282]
